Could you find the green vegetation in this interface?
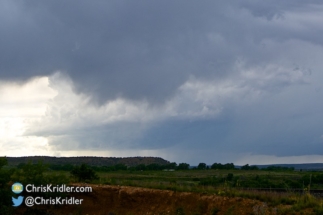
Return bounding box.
[241,164,259,170]
[94,169,323,191]
[197,163,207,170]
[70,163,99,182]
[1,156,323,214]
[211,163,235,170]
[0,157,14,215]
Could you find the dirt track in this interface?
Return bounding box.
[17,184,279,215]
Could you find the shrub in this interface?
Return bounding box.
[70,163,99,182]
[11,161,48,185]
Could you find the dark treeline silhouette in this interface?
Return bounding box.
[8,156,170,167]
[211,163,235,170]
[240,164,259,170]
[240,164,295,171]
[17,161,298,172]
[44,162,189,172]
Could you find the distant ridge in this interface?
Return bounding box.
[5,156,170,167]
[236,163,323,171]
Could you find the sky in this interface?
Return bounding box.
[1,0,323,165]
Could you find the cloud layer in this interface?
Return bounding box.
[1,1,323,164]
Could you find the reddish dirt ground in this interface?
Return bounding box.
[15,184,282,215]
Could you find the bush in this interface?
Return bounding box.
[226,173,234,181]
[71,163,99,182]
[11,161,48,185]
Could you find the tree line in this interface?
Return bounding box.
[17,161,296,172]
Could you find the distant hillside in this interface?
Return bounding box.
[254,163,323,171]
[235,163,323,171]
[5,156,170,167]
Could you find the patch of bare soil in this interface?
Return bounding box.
[16,184,281,215]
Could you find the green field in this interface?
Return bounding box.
[2,158,323,214]
[92,169,323,214]
[94,169,323,191]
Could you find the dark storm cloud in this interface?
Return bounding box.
[2,0,322,104]
[0,1,228,103]
[2,1,323,163]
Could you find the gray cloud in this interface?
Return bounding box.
[2,1,323,163]
[2,1,322,104]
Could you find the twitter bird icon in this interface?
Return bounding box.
[12,196,24,207]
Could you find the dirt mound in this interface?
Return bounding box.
[16,184,276,215]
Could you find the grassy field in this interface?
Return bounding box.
[94,169,323,190]
[87,169,323,214]
[3,159,323,214]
